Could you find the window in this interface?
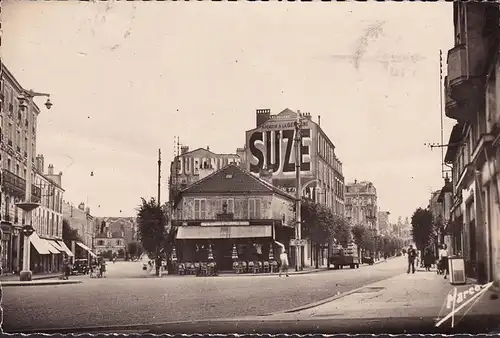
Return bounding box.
[248,198,261,219]
[194,199,206,219]
[221,198,234,213]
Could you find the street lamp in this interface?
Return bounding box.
[16,89,52,281]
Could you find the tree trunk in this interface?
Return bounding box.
[327,241,331,269]
[315,244,319,269]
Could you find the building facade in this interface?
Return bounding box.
[173,163,296,271]
[62,201,96,260]
[443,1,500,284]
[345,180,378,230]
[94,217,137,259]
[168,145,242,203]
[244,108,345,267]
[0,63,71,275]
[377,210,391,235]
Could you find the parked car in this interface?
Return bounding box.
[72,259,89,275]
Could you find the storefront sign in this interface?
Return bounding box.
[278,186,317,200]
[177,155,240,176]
[246,128,312,177]
[200,221,249,226]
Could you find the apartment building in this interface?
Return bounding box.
[62,201,96,260]
[443,1,500,284]
[345,180,378,230]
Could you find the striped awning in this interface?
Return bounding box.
[30,232,52,255]
[56,240,74,257]
[176,225,272,240]
[76,242,97,258]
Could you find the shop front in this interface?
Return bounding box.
[176,224,292,271]
[28,232,62,274]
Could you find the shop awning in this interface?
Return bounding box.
[177,225,272,240]
[56,240,74,257]
[48,240,65,252]
[30,232,52,255]
[76,242,98,258]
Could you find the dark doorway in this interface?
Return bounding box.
[468,219,477,279]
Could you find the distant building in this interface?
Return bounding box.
[93,217,137,259]
[62,201,96,260]
[168,145,242,202]
[377,211,391,234]
[345,180,378,230]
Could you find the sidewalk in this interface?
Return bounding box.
[272,267,500,325]
[0,272,83,287]
[0,272,61,282]
[143,260,386,278]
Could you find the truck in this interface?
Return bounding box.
[329,242,360,269]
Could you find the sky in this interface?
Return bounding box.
[2,1,455,221]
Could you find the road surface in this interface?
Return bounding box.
[4,256,407,332]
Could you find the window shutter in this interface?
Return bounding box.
[228,199,234,213]
[194,200,200,219]
[200,199,206,219]
[249,199,255,219]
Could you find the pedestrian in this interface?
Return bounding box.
[407,245,417,274]
[155,256,162,277]
[424,247,434,271]
[439,244,449,279]
[279,248,289,277]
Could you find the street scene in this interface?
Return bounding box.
[2,0,500,335]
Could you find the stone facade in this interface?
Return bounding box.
[345,180,378,230]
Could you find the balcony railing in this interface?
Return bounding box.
[2,169,42,202]
[447,44,483,104]
[444,76,468,121]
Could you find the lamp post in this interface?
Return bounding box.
[17,90,52,281]
[294,111,303,272]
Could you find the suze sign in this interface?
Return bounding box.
[246,122,313,177]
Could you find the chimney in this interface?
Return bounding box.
[259,167,273,184]
[256,109,271,127]
[318,115,321,126]
[181,146,189,155]
[78,202,85,211]
[207,146,210,151]
[48,164,54,175]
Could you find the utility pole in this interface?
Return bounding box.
[294,110,303,271]
[157,149,161,207]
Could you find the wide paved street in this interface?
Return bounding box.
[4,256,408,332]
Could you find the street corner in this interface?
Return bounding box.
[0,279,83,287]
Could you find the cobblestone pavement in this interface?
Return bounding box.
[3,256,407,332]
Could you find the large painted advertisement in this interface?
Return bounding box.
[245,118,316,180]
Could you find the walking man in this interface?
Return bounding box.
[407,245,417,274]
[278,247,289,277]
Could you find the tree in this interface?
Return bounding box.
[301,200,351,268]
[62,219,82,249]
[411,207,434,254]
[351,224,366,257]
[127,241,144,258]
[137,198,168,259]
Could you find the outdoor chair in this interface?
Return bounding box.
[256,261,263,273]
[271,260,278,273]
[263,261,270,273]
[248,261,255,273]
[233,261,239,273]
[178,263,186,275]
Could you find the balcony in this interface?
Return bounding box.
[444,76,469,121]
[2,169,42,202]
[447,44,483,104]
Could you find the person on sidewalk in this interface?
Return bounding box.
[439,244,449,279]
[424,247,434,272]
[407,245,416,274]
[279,248,289,277]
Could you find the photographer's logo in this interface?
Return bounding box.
[435,282,493,328]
